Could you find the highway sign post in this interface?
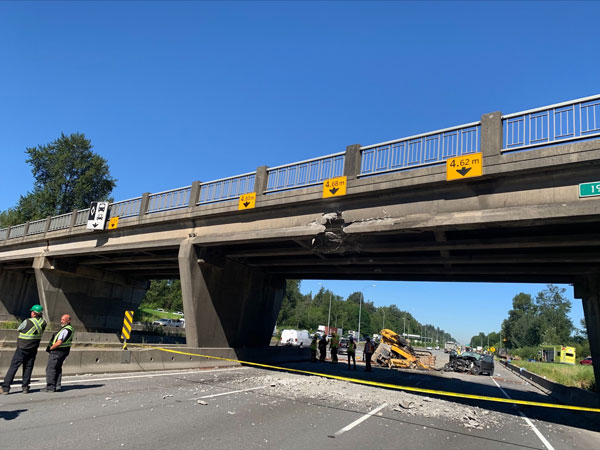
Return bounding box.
[579,182,600,198]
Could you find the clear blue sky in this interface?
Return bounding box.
[0,1,596,343]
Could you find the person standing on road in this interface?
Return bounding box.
[44,314,74,392]
[330,331,340,363]
[347,336,356,370]
[318,334,327,361]
[1,305,47,394]
[363,336,375,372]
[310,335,318,362]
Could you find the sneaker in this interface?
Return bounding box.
[42,388,55,393]
[22,388,30,394]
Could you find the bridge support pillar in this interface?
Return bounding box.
[575,277,600,387]
[0,268,39,321]
[178,239,285,348]
[32,256,149,331]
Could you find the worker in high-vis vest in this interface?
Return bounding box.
[1,304,47,394]
[310,335,318,362]
[329,331,340,363]
[44,314,74,392]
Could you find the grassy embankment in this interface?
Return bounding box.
[510,360,596,391]
[135,307,182,323]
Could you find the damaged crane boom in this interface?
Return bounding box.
[372,329,436,370]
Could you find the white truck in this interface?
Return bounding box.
[280,329,312,347]
[444,341,457,353]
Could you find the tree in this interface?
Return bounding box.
[3,133,116,225]
[535,285,573,344]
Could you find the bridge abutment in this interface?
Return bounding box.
[178,240,285,348]
[33,255,148,331]
[0,268,39,321]
[575,277,600,387]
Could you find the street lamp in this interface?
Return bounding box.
[358,283,376,342]
[318,283,333,333]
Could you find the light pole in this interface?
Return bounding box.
[403,316,406,336]
[318,283,333,333]
[358,283,376,343]
[382,307,385,330]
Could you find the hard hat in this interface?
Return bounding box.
[30,304,43,313]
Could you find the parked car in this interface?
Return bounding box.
[280,329,312,347]
[579,357,593,366]
[174,311,184,315]
[152,318,182,328]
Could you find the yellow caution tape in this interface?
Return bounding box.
[135,344,600,413]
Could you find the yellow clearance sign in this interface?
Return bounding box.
[323,176,347,198]
[446,153,483,181]
[108,216,119,230]
[238,192,256,210]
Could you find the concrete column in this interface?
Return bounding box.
[33,255,148,331]
[189,181,202,207]
[574,277,600,387]
[0,268,39,321]
[178,239,285,348]
[254,166,269,196]
[139,192,151,217]
[480,111,503,157]
[343,144,362,180]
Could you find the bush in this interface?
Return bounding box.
[0,321,20,330]
[513,346,539,360]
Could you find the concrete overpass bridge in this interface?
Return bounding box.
[2,95,600,382]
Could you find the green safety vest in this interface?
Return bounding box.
[348,341,356,354]
[330,335,340,348]
[310,339,317,351]
[18,317,46,341]
[51,324,74,348]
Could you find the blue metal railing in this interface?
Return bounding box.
[1,95,600,242]
[360,123,480,176]
[109,197,142,219]
[265,153,345,193]
[503,95,600,151]
[198,173,255,204]
[148,186,191,213]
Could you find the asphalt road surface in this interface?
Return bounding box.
[1,350,598,450]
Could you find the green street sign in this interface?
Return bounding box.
[579,182,600,198]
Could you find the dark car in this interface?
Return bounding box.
[338,338,349,355]
[579,357,592,366]
[445,351,494,375]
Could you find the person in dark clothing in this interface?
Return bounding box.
[347,336,357,369]
[1,305,47,394]
[310,335,318,362]
[363,336,375,372]
[44,314,74,392]
[318,335,327,361]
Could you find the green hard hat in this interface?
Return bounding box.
[30,304,43,313]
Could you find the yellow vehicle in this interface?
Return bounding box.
[372,329,435,370]
[540,345,576,365]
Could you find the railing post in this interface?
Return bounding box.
[43,216,52,237]
[69,209,78,230]
[189,181,201,207]
[343,144,362,180]
[481,111,503,157]
[139,193,150,217]
[23,221,31,237]
[254,166,268,196]
[6,226,12,239]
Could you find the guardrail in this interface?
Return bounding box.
[199,173,255,204]
[360,122,481,176]
[265,152,344,193]
[503,94,600,152]
[1,95,600,242]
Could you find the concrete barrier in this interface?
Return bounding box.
[502,361,600,408]
[0,345,310,381]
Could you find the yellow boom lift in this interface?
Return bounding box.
[372,329,435,370]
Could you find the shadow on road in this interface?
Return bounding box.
[260,359,600,433]
[0,409,27,420]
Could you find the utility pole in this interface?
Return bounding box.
[382,307,385,330]
[403,316,406,336]
[327,290,332,333]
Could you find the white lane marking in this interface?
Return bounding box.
[192,385,268,400]
[332,403,388,437]
[492,376,555,450]
[26,367,247,388]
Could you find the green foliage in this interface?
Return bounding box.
[0,321,20,330]
[140,280,183,312]
[502,285,573,349]
[511,360,595,391]
[1,133,116,225]
[513,346,540,360]
[275,280,454,344]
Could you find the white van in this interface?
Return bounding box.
[280,329,312,347]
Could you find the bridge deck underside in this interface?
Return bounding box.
[3,220,596,285]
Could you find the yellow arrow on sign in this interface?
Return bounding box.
[446,153,483,181]
[323,176,347,198]
[238,192,256,210]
